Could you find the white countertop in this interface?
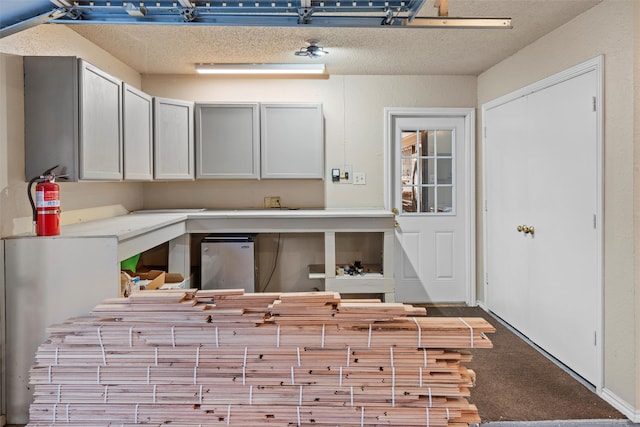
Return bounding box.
[185,208,393,219]
[131,208,393,221]
[8,209,394,241]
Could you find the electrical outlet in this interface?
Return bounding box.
[353,172,366,185]
[264,196,281,208]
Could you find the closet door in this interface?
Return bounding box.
[524,70,599,382]
[485,65,600,385]
[485,95,533,334]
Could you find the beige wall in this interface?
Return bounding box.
[477,0,638,410]
[0,26,145,238]
[141,74,476,293]
[142,74,477,210]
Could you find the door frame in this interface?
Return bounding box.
[384,107,476,305]
[481,56,604,391]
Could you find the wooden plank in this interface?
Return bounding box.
[27,290,493,426]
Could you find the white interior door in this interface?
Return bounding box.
[484,62,601,386]
[389,112,473,303]
[484,96,532,333]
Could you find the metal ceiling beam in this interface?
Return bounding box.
[0,8,66,39]
[1,0,512,33]
[406,17,512,29]
[51,14,511,28]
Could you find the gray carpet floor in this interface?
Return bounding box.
[425,306,629,423]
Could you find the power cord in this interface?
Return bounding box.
[259,233,281,292]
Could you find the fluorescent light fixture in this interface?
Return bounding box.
[195,63,326,75]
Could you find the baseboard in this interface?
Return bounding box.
[600,388,640,422]
[476,300,489,311]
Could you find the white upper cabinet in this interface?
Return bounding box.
[24,57,123,181]
[123,84,153,181]
[260,103,324,179]
[153,97,195,180]
[195,103,260,179]
[78,61,123,180]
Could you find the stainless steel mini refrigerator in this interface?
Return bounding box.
[201,234,257,292]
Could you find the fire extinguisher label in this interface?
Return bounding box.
[36,190,60,208]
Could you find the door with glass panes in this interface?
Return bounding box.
[391,115,470,303]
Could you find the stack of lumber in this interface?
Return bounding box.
[27,290,494,427]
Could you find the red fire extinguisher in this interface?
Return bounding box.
[28,165,63,236]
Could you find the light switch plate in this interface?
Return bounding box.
[340,165,353,184]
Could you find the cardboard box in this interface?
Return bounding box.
[121,270,191,296]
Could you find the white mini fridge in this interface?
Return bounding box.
[201,234,257,292]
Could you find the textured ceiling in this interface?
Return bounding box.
[66,0,602,76]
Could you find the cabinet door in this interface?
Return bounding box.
[79,60,123,180]
[123,84,153,181]
[154,97,195,180]
[196,103,260,179]
[260,103,324,179]
[25,56,79,181]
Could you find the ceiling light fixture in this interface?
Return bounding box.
[195,63,326,75]
[295,39,329,58]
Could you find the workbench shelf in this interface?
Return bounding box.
[308,263,383,279]
[320,231,395,302]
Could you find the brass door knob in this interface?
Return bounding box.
[517,224,535,235]
[392,207,399,215]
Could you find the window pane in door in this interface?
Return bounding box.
[402,186,417,213]
[399,128,455,215]
[437,131,453,155]
[438,186,453,212]
[421,186,435,212]
[437,158,452,184]
[402,158,415,184]
[426,131,436,156]
[402,132,418,157]
[422,158,435,184]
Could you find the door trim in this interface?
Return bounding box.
[384,107,476,305]
[481,55,604,391]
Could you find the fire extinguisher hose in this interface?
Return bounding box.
[27,165,60,224]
